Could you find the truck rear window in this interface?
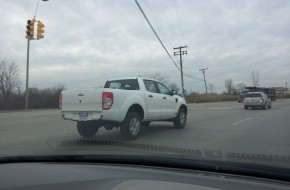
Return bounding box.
[104,79,139,90]
[245,93,262,97]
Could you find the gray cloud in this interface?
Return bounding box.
[0,0,289,93]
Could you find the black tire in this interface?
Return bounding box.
[77,121,99,138]
[120,112,142,140]
[142,121,151,127]
[174,108,187,129]
[263,103,267,110]
[244,105,248,110]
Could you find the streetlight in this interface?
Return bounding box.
[25,0,49,110]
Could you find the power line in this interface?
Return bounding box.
[172,0,186,45]
[136,0,202,87]
[143,0,180,64]
[183,73,204,81]
[143,0,173,50]
[158,0,181,46]
[186,80,204,85]
[135,0,180,71]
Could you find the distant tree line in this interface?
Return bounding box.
[0,60,65,110]
[224,70,260,95]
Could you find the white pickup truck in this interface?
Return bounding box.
[60,76,187,140]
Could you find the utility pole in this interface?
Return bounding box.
[199,68,208,94]
[174,46,187,97]
[209,84,213,94]
[286,82,288,95]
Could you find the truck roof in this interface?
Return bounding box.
[107,76,163,83]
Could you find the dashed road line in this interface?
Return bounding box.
[231,118,252,126]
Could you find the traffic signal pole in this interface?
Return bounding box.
[25,39,30,110]
[24,0,48,110]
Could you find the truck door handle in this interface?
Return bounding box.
[163,97,166,99]
[149,95,153,98]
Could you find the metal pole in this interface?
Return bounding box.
[174,46,187,97]
[25,39,30,110]
[203,70,208,94]
[286,82,288,95]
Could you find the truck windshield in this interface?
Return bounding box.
[240,91,248,94]
[104,79,139,90]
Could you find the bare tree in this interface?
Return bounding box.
[168,82,180,92]
[142,72,169,85]
[250,70,260,87]
[224,79,234,95]
[236,83,246,91]
[0,61,21,98]
[53,83,66,94]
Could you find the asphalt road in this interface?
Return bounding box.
[1,99,290,158]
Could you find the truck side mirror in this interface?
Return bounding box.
[172,90,177,95]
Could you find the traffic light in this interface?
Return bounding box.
[26,19,35,39]
[37,21,45,40]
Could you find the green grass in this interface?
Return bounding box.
[186,93,237,103]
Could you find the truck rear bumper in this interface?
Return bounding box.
[61,111,103,121]
[244,102,264,107]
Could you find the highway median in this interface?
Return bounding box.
[186,93,237,103]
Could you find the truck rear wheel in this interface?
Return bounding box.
[120,112,142,140]
[174,108,187,129]
[77,121,100,138]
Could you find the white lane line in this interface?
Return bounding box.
[188,107,232,110]
[231,118,252,126]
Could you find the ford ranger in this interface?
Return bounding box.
[60,76,187,140]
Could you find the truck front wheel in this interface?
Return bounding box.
[120,112,142,140]
[174,108,187,129]
[77,121,100,138]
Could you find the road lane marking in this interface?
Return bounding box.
[231,118,252,126]
[188,107,232,110]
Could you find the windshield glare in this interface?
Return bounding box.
[0,0,290,173]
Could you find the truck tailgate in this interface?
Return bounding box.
[61,89,103,112]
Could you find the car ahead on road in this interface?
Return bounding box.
[60,76,187,140]
[244,92,272,110]
[237,90,249,103]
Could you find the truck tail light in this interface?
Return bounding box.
[102,92,113,110]
[59,93,63,110]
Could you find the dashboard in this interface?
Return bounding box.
[1,162,289,190]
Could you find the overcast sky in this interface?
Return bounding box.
[0,0,290,93]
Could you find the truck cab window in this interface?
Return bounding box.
[105,79,139,90]
[157,82,171,95]
[144,80,158,93]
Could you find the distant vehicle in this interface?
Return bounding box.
[60,76,187,140]
[244,92,272,110]
[237,90,249,103]
[245,87,276,101]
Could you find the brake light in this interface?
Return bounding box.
[59,93,63,110]
[102,92,113,110]
[259,98,264,103]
